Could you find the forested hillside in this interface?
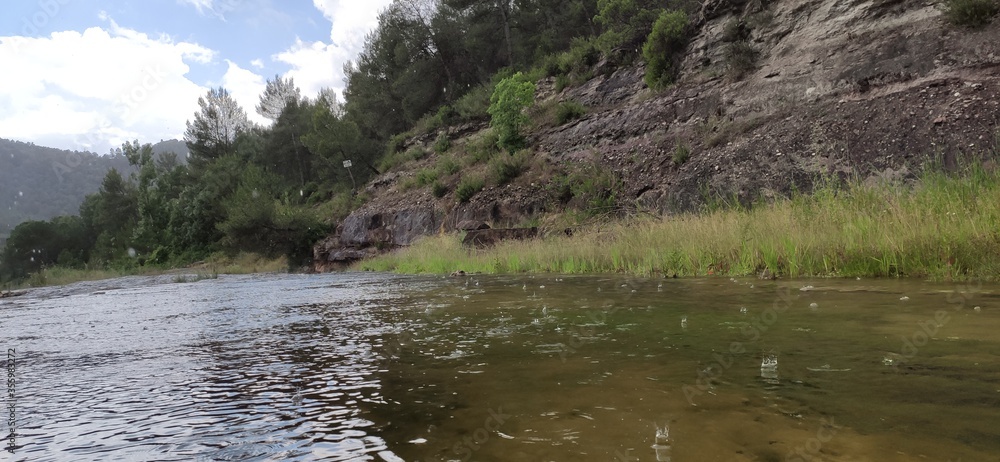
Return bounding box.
[0,138,188,237]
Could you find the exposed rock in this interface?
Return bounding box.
[462,227,539,248]
[457,220,491,231]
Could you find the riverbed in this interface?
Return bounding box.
[2,273,998,461]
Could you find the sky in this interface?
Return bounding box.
[0,0,393,154]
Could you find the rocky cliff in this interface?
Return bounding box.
[313,0,1000,272]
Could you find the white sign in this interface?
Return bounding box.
[343,160,353,168]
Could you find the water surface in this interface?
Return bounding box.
[2,273,998,461]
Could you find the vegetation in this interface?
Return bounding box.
[456,175,486,203]
[945,0,999,27]
[672,143,691,165]
[555,101,588,125]
[642,10,690,89]
[489,72,537,152]
[362,167,1000,280]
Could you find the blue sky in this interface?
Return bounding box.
[0,0,392,153]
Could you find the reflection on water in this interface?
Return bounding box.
[2,273,999,461]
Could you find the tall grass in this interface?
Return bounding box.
[360,167,1000,281]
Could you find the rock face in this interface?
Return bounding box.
[313,0,1000,271]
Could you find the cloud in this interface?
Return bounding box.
[221,60,268,125]
[177,0,242,20]
[250,58,265,69]
[273,1,392,98]
[0,17,213,152]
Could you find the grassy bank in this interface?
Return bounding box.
[359,167,1000,281]
[6,252,288,290]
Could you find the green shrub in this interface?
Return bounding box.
[725,40,759,80]
[594,0,663,53]
[437,155,461,176]
[558,37,601,75]
[434,132,451,154]
[488,72,536,152]
[388,132,409,154]
[432,181,448,198]
[466,129,501,165]
[672,143,691,165]
[456,175,485,203]
[454,84,492,122]
[555,101,587,125]
[642,10,690,90]
[555,74,571,92]
[406,145,429,161]
[489,151,530,185]
[946,0,998,26]
[416,168,438,186]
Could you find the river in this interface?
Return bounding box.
[2,273,998,461]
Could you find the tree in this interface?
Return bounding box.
[184,87,253,168]
[642,10,689,89]
[488,72,536,152]
[256,75,303,122]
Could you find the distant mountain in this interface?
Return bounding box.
[0,138,188,236]
[151,139,189,162]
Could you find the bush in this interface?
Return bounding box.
[555,74,571,92]
[725,40,759,80]
[946,0,998,26]
[432,181,448,198]
[406,145,429,161]
[434,132,451,154]
[555,101,587,125]
[488,72,536,152]
[437,155,461,176]
[466,129,501,165]
[416,168,438,186]
[594,0,663,53]
[454,84,492,122]
[456,175,485,203]
[489,151,530,185]
[642,10,690,90]
[672,143,691,165]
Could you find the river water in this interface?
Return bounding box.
[2,273,998,461]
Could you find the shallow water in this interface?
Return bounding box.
[2,273,998,461]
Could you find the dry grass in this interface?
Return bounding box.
[360,167,1000,281]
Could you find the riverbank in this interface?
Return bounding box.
[6,252,288,290]
[359,167,1000,281]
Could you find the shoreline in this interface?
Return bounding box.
[357,168,1000,282]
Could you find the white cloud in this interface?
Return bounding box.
[221,60,268,125]
[250,58,265,69]
[274,1,392,98]
[177,0,241,20]
[0,18,212,152]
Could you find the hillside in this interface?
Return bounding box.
[313,0,1000,270]
[0,138,188,236]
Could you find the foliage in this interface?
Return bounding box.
[184,87,253,169]
[489,150,530,185]
[672,142,691,165]
[642,10,689,89]
[432,181,449,198]
[456,175,485,203]
[488,72,537,152]
[945,0,998,27]
[594,0,665,53]
[434,132,452,154]
[725,41,759,80]
[555,101,588,125]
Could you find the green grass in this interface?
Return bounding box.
[360,167,1000,280]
